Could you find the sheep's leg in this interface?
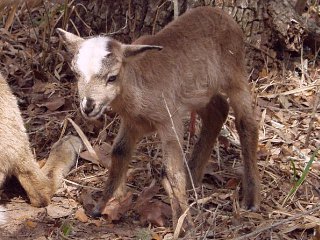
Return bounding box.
[15,135,82,207]
[187,94,229,188]
[228,86,260,210]
[0,120,51,206]
[92,122,140,217]
[15,154,52,207]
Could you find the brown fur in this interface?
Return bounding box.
[58,6,260,229]
[0,73,83,210]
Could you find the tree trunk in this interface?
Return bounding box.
[60,0,320,77]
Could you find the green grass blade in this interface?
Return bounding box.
[283,146,319,205]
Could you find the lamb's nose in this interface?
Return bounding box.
[81,97,95,115]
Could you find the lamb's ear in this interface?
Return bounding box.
[56,28,84,55]
[122,44,163,58]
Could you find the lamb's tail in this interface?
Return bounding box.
[0,206,6,225]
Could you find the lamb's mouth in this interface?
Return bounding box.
[81,105,108,120]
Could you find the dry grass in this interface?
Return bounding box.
[0,1,319,239]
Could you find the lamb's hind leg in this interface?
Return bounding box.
[228,86,260,210]
[187,94,229,188]
[159,120,193,231]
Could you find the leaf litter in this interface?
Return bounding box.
[0,1,319,239]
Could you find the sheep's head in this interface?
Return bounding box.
[57,29,162,120]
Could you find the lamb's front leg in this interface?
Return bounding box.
[93,122,140,217]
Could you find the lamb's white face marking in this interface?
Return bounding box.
[81,97,87,110]
[76,37,110,83]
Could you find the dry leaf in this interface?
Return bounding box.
[91,219,102,227]
[312,162,320,171]
[79,189,99,214]
[25,220,37,228]
[4,4,18,30]
[259,68,268,78]
[80,142,112,168]
[257,144,270,158]
[46,204,73,219]
[218,193,232,200]
[137,200,171,227]
[279,95,292,109]
[152,232,162,240]
[101,192,133,221]
[134,182,160,209]
[37,97,65,111]
[32,80,50,93]
[67,118,100,165]
[134,182,171,227]
[225,178,239,189]
[75,208,88,223]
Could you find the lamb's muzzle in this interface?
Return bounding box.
[81,97,95,115]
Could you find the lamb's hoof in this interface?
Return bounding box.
[243,203,260,212]
[242,196,260,212]
[90,205,102,218]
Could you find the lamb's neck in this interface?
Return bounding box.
[111,63,144,117]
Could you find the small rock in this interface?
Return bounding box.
[46,204,73,219]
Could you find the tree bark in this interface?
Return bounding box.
[67,0,319,77]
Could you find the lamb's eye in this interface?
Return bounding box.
[107,75,117,83]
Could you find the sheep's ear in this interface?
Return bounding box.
[56,28,84,55]
[122,44,163,58]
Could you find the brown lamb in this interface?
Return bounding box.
[58,6,260,229]
[0,72,83,223]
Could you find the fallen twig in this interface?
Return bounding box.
[233,204,320,240]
